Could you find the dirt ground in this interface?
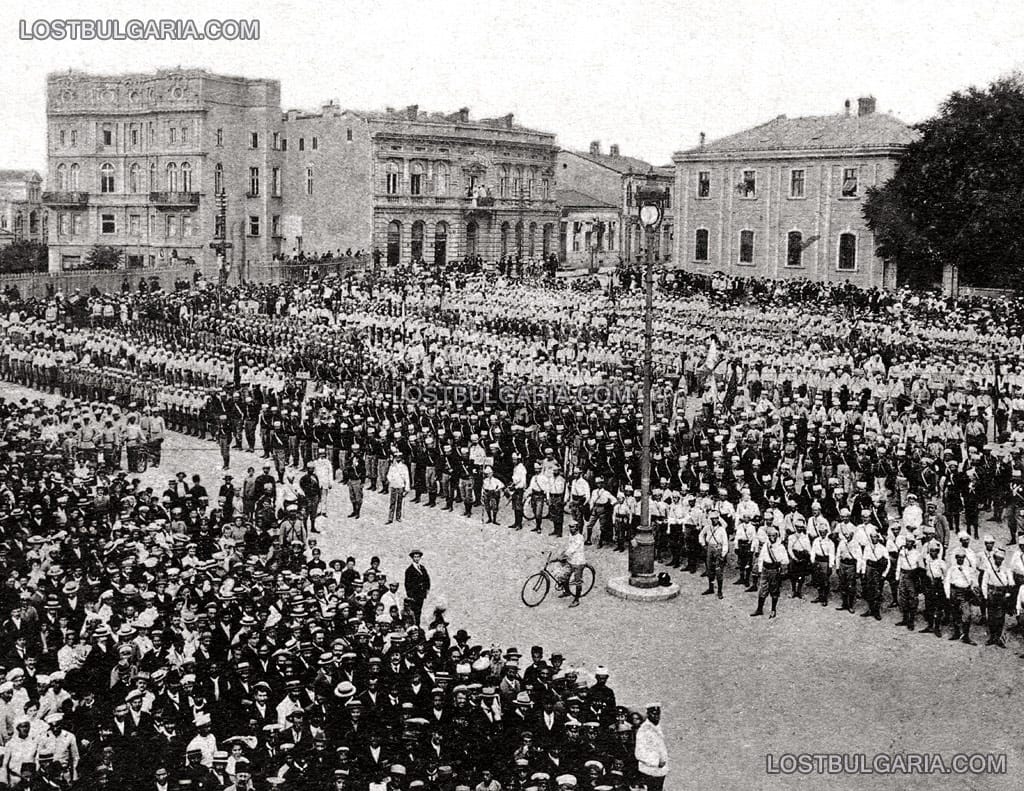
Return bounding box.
[6,382,1022,791]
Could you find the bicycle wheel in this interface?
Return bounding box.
[580,564,596,597]
[521,572,551,608]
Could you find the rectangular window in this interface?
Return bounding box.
[71,130,77,147]
[58,213,69,235]
[272,132,280,150]
[741,170,756,198]
[697,171,710,198]
[248,215,260,236]
[298,137,305,152]
[165,215,178,237]
[841,167,859,197]
[71,214,81,235]
[346,128,353,141]
[130,128,139,147]
[272,215,281,237]
[101,214,115,234]
[129,214,140,236]
[181,127,189,144]
[169,127,176,144]
[216,128,224,147]
[102,127,112,146]
[312,136,318,150]
[410,173,422,196]
[272,167,281,197]
[59,130,66,146]
[306,167,314,196]
[281,138,288,152]
[182,216,194,237]
[386,172,399,195]
[695,229,709,261]
[838,233,857,270]
[790,169,805,198]
[739,230,754,263]
[250,132,259,149]
[249,167,260,197]
[665,188,671,208]
[787,231,803,267]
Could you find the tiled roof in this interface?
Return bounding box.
[566,149,655,175]
[556,189,617,209]
[682,112,918,155]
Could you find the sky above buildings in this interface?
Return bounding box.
[5,0,1024,172]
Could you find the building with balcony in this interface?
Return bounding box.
[556,143,674,266]
[281,103,559,265]
[43,68,283,274]
[672,96,917,287]
[0,170,44,245]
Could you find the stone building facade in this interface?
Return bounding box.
[672,97,916,287]
[557,143,673,265]
[43,68,283,275]
[0,170,44,245]
[281,104,559,266]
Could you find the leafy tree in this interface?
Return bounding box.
[864,74,1024,289]
[0,240,48,273]
[84,244,123,270]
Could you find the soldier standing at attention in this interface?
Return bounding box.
[342,444,365,519]
[858,529,890,620]
[700,511,729,599]
[751,526,789,619]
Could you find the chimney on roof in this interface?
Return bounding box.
[406,104,419,121]
[699,132,705,149]
[609,144,620,157]
[844,99,851,116]
[385,107,395,114]
[857,96,877,116]
[458,107,469,123]
[589,141,601,156]
[503,113,514,129]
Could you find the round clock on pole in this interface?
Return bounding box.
[638,202,662,228]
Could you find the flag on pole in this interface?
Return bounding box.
[723,362,738,412]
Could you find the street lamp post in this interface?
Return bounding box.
[606,183,678,600]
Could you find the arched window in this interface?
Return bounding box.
[100,162,115,193]
[838,232,857,270]
[166,162,178,192]
[214,163,223,194]
[512,166,523,197]
[529,222,537,257]
[411,220,425,261]
[129,163,141,193]
[180,162,192,192]
[410,162,425,196]
[499,166,510,198]
[70,163,80,190]
[385,161,400,195]
[149,162,157,191]
[695,229,709,261]
[434,163,450,196]
[500,221,510,257]
[787,231,803,268]
[56,164,67,191]
[515,221,524,254]
[542,223,553,256]
[527,168,537,198]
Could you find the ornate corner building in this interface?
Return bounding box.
[43,69,284,275]
[281,104,559,266]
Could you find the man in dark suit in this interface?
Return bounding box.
[403,550,431,627]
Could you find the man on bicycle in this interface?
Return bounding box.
[558,522,586,608]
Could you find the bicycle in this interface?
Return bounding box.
[521,550,596,607]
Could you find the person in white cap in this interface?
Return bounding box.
[634,704,668,790]
[186,712,218,766]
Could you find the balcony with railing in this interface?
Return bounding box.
[149,191,200,207]
[42,191,89,207]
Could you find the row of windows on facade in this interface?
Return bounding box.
[56,126,346,151]
[692,228,858,270]
[383,163,550,199]
[0,212,41,234]
[568,221,617,253]
[695,168,860,199]
[53,163,313,198]
[53,212,197,238]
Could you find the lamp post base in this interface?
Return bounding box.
[606,575,680,602]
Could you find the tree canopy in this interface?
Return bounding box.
[864,74,1024,289]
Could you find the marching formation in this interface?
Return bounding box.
[2,259,1024,790]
